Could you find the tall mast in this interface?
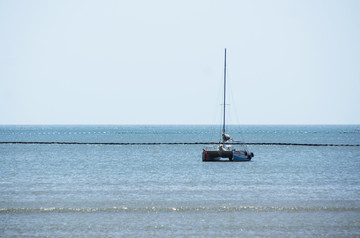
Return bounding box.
[222,48,227,142]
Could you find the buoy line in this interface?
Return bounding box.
[0,142,359,146]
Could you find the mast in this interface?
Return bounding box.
[222,48,227,143]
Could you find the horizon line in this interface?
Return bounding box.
[0,123,359,126]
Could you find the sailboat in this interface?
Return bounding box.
[202,48,254,162]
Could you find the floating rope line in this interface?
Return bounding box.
[0,142,359,146]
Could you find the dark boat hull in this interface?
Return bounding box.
[202,150,252,162]
[202,150,232,161]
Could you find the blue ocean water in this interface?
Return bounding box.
[0,125,359,237]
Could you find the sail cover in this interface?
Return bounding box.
[222,133,231,142]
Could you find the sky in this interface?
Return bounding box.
[1,0,359,125]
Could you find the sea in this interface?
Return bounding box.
[0,125,359,237]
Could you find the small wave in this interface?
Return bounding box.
[1,206,359,214]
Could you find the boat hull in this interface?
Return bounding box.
[202,150,252,162]
[232,151,252,161]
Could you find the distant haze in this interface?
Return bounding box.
[1,0,359,124]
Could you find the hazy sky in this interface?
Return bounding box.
[1,0,359,124]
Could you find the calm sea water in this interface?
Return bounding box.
[0,125,359,237]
